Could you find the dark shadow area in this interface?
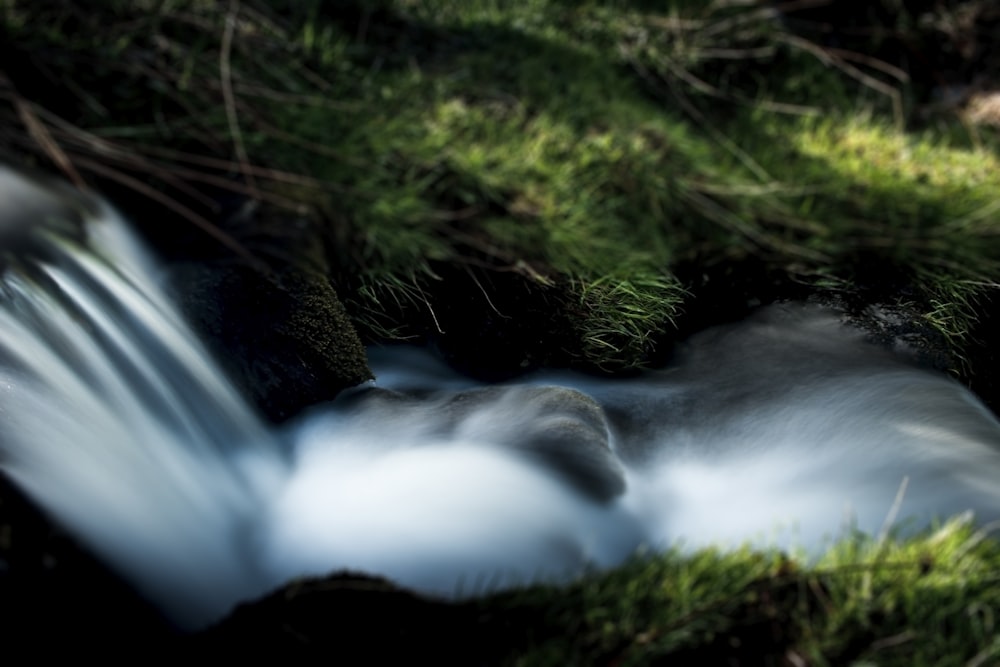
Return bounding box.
[0,477,178,658]
[191,564,807,664]
[777,0,1000,102]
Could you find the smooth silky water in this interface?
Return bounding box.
[2,165,1000,630]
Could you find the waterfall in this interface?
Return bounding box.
[0,166,286,628]
[2,165,1000,631]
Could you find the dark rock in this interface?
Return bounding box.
[171,260,372,422]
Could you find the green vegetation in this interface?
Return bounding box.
[261,0,1000,368]
[485,518,1000,665]
[3,0,998,371]
[2,0,1000,662]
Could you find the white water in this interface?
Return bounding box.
[2,166,1000,630]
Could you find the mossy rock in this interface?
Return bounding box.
[172,258,371,422]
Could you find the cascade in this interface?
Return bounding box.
[2,165,1000,630]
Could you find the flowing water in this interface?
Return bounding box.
[2,165,1000,630]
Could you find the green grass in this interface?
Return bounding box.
[466,517,1000,665]
[247,0,999,368]
[4,0,997,369]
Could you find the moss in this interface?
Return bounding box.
[172,259,371,422]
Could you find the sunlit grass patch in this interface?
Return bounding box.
[487,516,1000,665]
